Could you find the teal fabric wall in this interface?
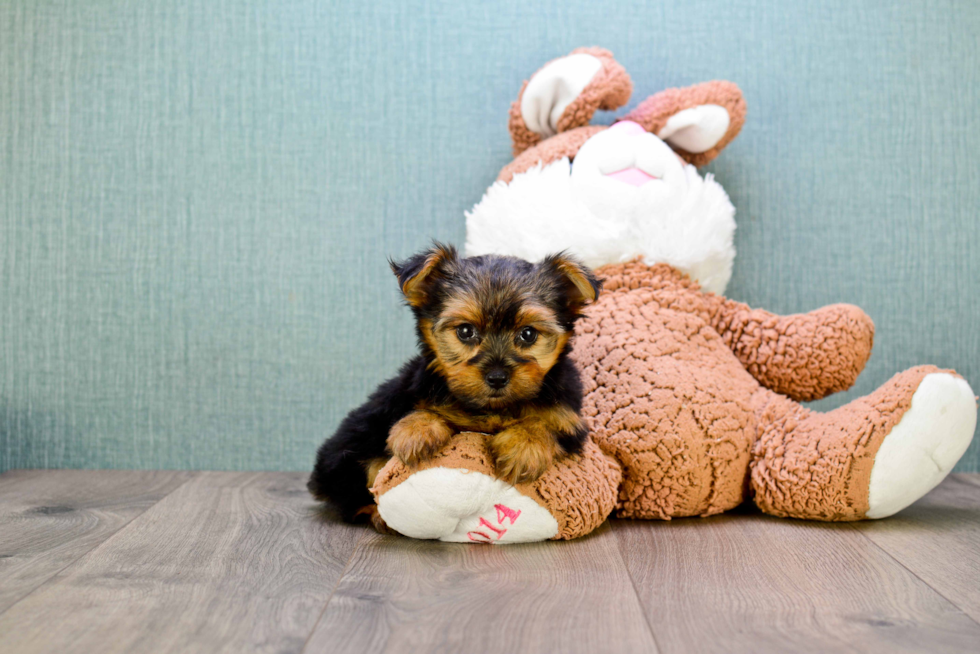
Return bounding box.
[1,0,978,474]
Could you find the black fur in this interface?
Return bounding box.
[308,244,600,522]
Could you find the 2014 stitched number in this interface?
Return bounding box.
[467,504,522,543]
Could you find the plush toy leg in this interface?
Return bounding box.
[865,372,976,517]
[750,366,976,521]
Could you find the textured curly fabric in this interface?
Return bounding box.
[507,79,543,157]
[372,431,494,497]
[572,264,758,518]
[704,300,875,402]
[621,80,747,167]
[592,261,874,401]
[505,78,749,176]
[372,431,622,540]
[554,47,633,134]
[572,261,883,520]
[529,437,622,539]
[508,47,632,157]
[750,365,953,520]
[498,125,606,184]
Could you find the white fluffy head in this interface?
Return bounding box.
[465,126,737,294]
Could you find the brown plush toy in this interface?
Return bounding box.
[371,48,977,543]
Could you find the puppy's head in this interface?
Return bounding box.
[391,244,600,410]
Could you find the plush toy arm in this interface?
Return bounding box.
[705,297,875,402]
[595,262,874,401]
[509,47,632,157]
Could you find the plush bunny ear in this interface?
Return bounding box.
[621,81,746,167]
[508,47,632,157]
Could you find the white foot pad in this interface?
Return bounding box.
[867,373,977,518]
[376,467,559,544]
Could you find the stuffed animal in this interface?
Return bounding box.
[371,48,977,543]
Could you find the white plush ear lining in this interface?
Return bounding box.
[657,104,731,153]
[520,54,602,138]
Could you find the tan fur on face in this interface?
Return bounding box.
[425,296,570,409]
[424,304,490,404]
[505,303,568,406]
[437,294,486,329]
[427,295,483,366]
[509,330,569,402]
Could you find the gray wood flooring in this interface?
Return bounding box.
[0,470,978,653]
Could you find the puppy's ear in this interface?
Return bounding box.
[540,252,601,310]
[389,243,458,307]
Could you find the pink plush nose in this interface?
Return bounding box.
[603,121,657,187]
[609,120,646,135]
[605,167,656,187]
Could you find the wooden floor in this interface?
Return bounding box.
[0,471,978,654]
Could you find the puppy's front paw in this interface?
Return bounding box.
[491,424,559,485]
[388,410,453,467]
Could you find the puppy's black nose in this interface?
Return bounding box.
[485,368,510,390]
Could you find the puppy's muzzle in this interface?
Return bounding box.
[484,368,510,390]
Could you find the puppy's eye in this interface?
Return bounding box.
[518,326,538,345]
[456,324,477,342]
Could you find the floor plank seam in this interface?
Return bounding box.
[610,521,664,654]
[955,473,980,489]
[299,526,372,654]
[844,521,980,630]
[0,471,200,620]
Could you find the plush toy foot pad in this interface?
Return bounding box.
[867,373,977,518]
[372,432,622,543]
[377,467,559,543]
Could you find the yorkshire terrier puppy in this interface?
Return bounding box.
[308,243,601,529]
